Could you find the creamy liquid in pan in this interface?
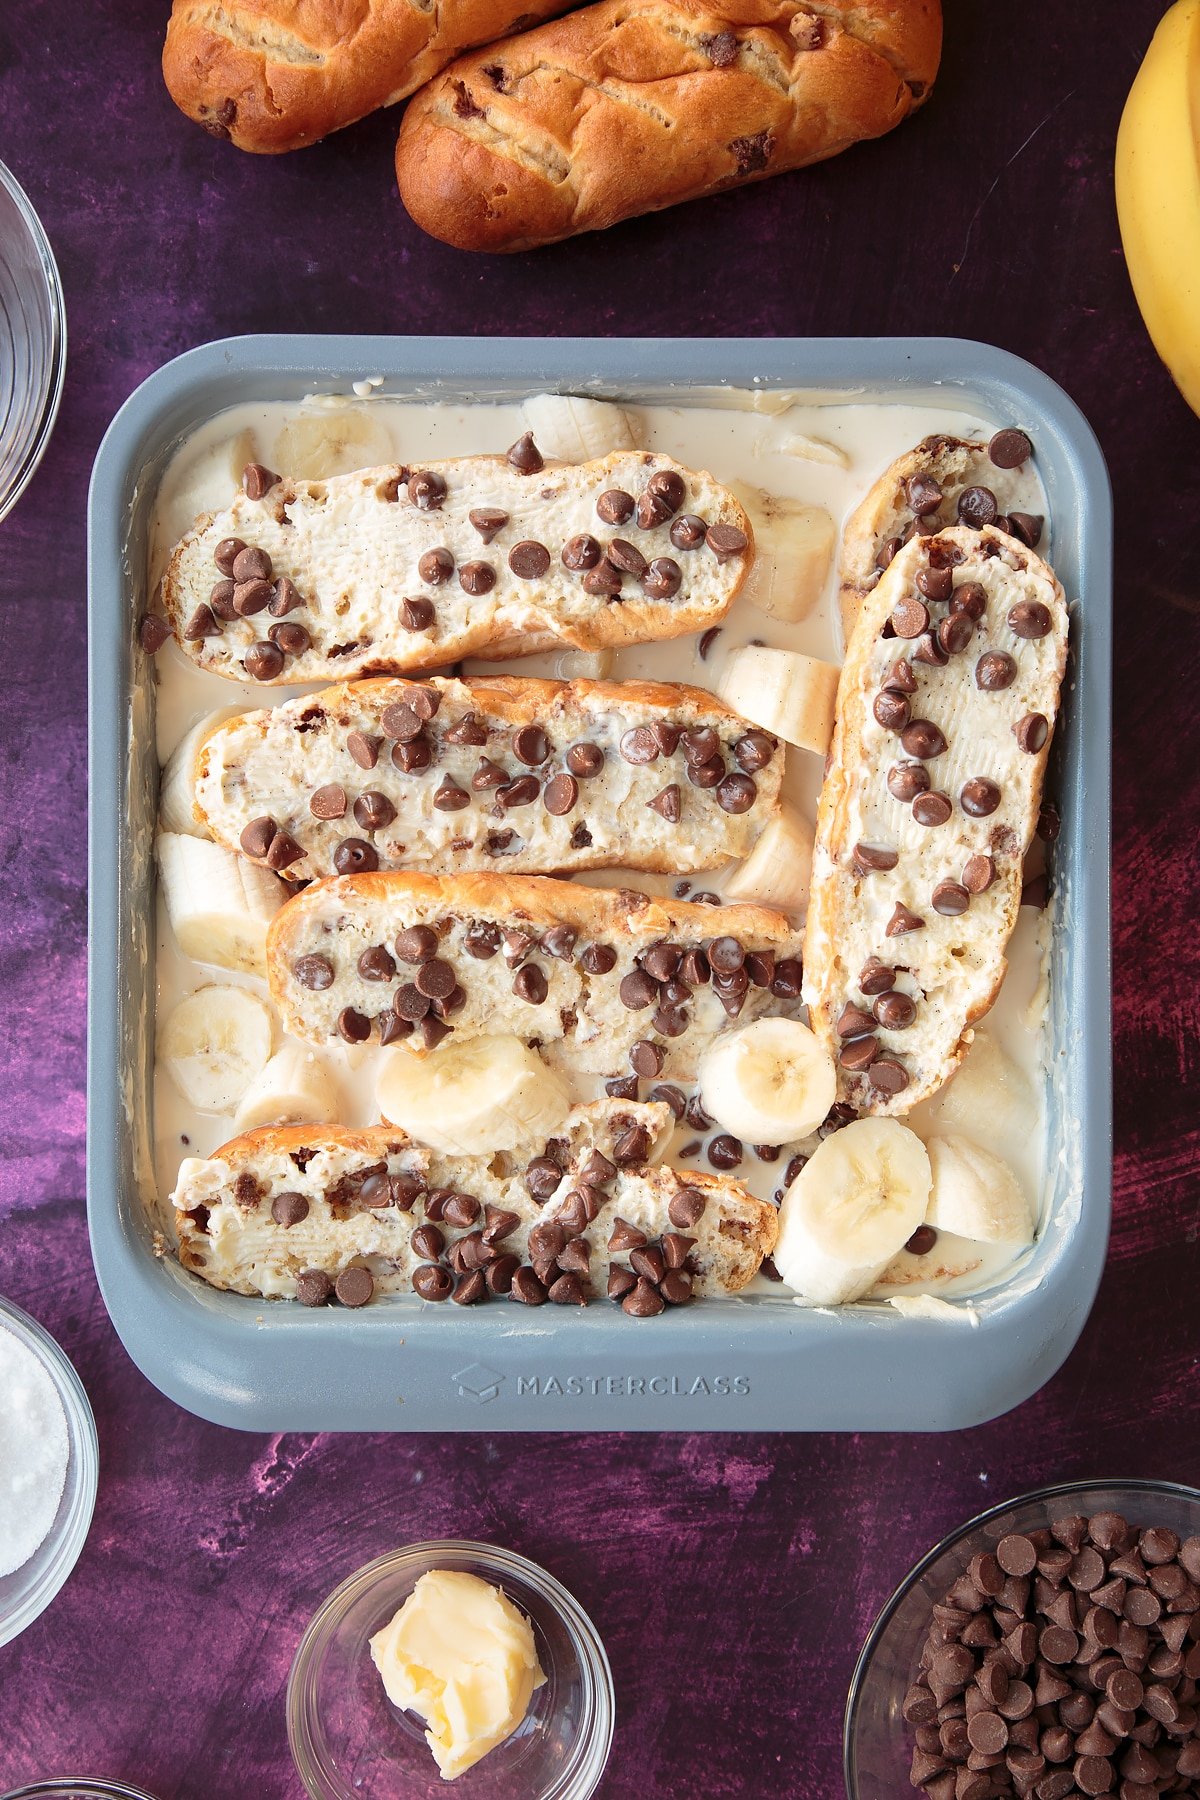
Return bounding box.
[148,391,1052,1303]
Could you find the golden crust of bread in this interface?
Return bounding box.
[162,0,572,153]
[394,0,942,251]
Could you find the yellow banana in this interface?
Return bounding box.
[1115,0,1200,417]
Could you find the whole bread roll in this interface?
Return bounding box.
[162,0,571,152]
[394,0,942,251]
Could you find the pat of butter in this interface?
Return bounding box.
[370,1568,546,1780]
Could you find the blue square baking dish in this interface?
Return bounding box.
[86,336,1111,1432]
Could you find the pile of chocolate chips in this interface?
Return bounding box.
[904,1510,1200,1798]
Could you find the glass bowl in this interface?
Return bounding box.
[1,1785,161,1799]
[288,1540,614,1800]
[0,1297,100,1648]
[844,1478,1200,1798]
[0,160,66,523]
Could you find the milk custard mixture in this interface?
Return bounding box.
[145,386,1060,1320]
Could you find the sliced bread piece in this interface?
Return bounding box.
[161,449,753,682]
[804,524,1068,1116]
[266,871,803,1081]
[170,1102,777,1304]
[194,674,784,881]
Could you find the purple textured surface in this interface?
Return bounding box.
[1,3,1198,1795]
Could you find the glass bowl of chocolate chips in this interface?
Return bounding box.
[844,1480,1200,1800]
[0,161,65,523]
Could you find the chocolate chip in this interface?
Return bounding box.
[509,1266,547,1306]
[265,829,304,871]
[408,470,447,510]
[270,576,305,618]
[535,772,576,817]
[209,580,239,620]
[353,790,396,832]
[887,761,930,802]
[839,1034,879,1071]
[988,428,1032,469]
[139,614,172,653]
[901,720,949,763]
[603,538,644,577]
[868,1058,909,1095]
[620,726,660,765]
[242,463,279,499]
[886,903,924,935]
[358,944,396,981]
[433,778,470,810]
[911,632,949,668]
[937,612,974,655]
[960,853,995,896]
[271,1191,309,1228]
[717,772,756,814]
[469,507,508,542]
[1014,713,1049,753]
[580,943,617,975]
[932,880,970,915]
[458,561,496,596]
[669,1187,707,1230]
[976,651,1016,690]
[630,1039,664,1078]
[333,837,378,874]
[413,1263,453,1301]
[231,546,271,585]
[912,790,952,827]
[293,953,335,990]
[618,969,658,1010]
[214,536,246,576]
[1009,601,1052,638]
[415,957,456,1000]
[961,777,1001,818]
[874,990,916,1029]
[296,1269,332,1307]
[513,964,548,1005]
[270,621,311,655]
[850,843,898,877]
[948,581,985,623]
[613,1124,652,1165]
[509,539,551,579]
[708,1133,742,1170]
[645,783,681,823]
[705,522,749,560]
[706,936,744,975]
[646,468,686,514]
[622,1278,665,1317]
[916,566,953,607]
[904,473,942,516]
[874,689,912,731]
[230,577,272,618]
[875,536,903,572]
[335,1007,369,1045]
[596,489,635,525]
[957,486,997,529]
[732,732,775,774]
[566,741,604,778]
[240,816,277,859]
[394,595,433,633]
[334,1266,373,1308]
[643,557,683,599]
[512,724,550,766]
[498,774,540,809]
[1008,511,1044,547]
[582,557,624,596]
[416,547,453,586]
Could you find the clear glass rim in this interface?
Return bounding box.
[842,1476,1200,1794]
[0,1296,100,1648]
[0,158,67,526]
[287,1539,615,1800]
[1,1783,161,1799]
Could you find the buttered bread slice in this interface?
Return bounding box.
[161,448,753,682]
[190,674,783,881]
[839,432,1046,641]
[804,524,1068,1116]
[170,1103,777,1308]
[266,872,803,1080]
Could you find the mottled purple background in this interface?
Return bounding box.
[1,3,1198,1795]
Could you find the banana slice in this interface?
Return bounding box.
[776,430,850,469]
[722,804,814,917]
[735,489,836,624]
[157,833,289,977]
[273,404,395,479]
[553,648,615,680]
[160,985,274,1113]
[925,1135,1034,1245]
[375,1034,572,1155]
[520,393,638,462]
[775,1117,932,1305]
[911,1031,1033,1157]
[718,645,840,755]
[698,1017,836,1145]
[159,710,237,836]
[234,1043,341,1132]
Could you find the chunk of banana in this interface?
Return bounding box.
[159,710,237,836]
[910,1031,1034,1158]
[776,431,850,469]
[698,1017,835,1145]
[160,985,274,1114]
[925,1135,1034,1245]
[775,1117,932,1306]
[157,833,289,977]
[376,1034,572,1155]
[722,804,814,918]
[234,1042,341,1132]
[718,645,840,755]
[519,393,639,463]
[273,405,395,479]
[736,489,836,625]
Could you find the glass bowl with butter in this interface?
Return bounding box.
[288,1540,614,1798]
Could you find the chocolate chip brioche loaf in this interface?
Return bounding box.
[162,0,571,153]
[266,871,803,1075]
[161,449,753,681]
[171,1103,778,1309]
[839,431,1046,641]
[804,524,1068,1116]
[194,674,783,881]
[393,0,941,252]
